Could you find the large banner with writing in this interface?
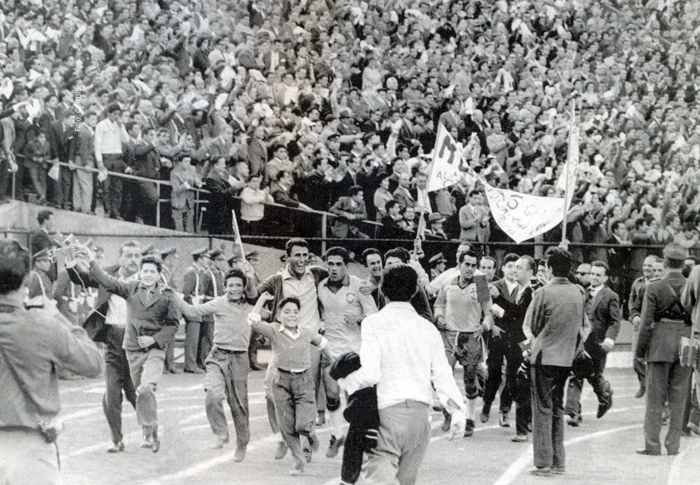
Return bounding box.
[482,183,566,244]
[427,123,470,192]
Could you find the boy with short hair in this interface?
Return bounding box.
[248,292,327,476]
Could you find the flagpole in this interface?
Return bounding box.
[420,123,447,241]
[231,209,246,260]
[561,101,576,244]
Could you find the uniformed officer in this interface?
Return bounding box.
[635,243,693,456]
[181,247,212,373]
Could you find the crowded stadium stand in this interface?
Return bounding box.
[0,0,697,273]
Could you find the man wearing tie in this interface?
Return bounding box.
[481,253,521,427]
[459,190,491,252]
[392,172,415,210]
[565,261,620,426]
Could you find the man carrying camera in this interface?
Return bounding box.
[0,240,102,484]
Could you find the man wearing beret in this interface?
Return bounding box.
[636,243,693,456]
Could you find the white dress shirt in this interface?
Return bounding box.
[341,302,465,414]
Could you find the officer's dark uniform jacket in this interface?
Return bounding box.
[636,271,691,363]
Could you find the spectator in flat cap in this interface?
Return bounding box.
[426,212,449,240]
[429,252,447,281]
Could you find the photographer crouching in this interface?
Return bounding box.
[0,240,102,484]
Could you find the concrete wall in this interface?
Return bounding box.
[0,200,286,284]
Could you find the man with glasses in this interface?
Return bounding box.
[565,261,620,426]
[574,263,591,287]
[434,250,494,437]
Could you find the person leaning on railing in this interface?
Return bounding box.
[170,153,202,233]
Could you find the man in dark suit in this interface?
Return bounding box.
[47,112,77,210]
[506,256,538,442]
[30,209,62,255]
[66,240,140,453]
[482,253,522,427]
[636,244,693,456]
[392,172,415,210]
[564,261,620,426]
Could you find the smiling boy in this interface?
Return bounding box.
[75,244,179,453]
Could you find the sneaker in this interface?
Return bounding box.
[315,411,326,427]
[212,434,229,449]
[107,441,125,453]
[688,422,700,436]
[552,466,565,475]
[326,435,345,458]
[290,456,304,476]
[308,430,320,452]
[234,447,246,462]
[511,434,528,442]
[597,392,613,419]
[464,419,475,437]
[528,466,552,476]
[499,413,510,428]
[441,412,452,432]
[184,368,205,374]
[566,414,581,427]
[151,426,160,453]
[480,408,490,424]
[141,426,154,448]
[274,440,288,460]
[303,446,312,463]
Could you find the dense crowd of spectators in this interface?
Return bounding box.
[0,0,699,262]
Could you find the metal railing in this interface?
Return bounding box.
[7,162,381,253]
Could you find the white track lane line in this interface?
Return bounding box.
[666,439,700,485]
[492,423,643,485]
[319,404,646,485]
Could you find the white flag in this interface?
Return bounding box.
[483,183,566,244]
[557,105,580,211]
[427,123,470,192]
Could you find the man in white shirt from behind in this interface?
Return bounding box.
[341,264,465,485]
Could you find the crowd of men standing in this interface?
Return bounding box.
[3,218,700,482]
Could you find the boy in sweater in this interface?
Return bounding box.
[167,267,258,461]
[248,291,327,476]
